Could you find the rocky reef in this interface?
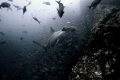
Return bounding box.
[69,4,120,79]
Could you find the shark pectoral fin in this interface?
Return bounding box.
[50,27,55,33]
[33,41,40,46]
[55,39,60,47]
[33,41,47,53]
[33,41,46,47]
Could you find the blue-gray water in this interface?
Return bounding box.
[0,0,117,80]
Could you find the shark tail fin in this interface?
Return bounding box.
[33,41,47,53]
[87,6,91,11]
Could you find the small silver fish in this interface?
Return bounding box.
[32,17,40,24]
[52,17,56,20]
[27,1,31,6]
[23,31,27,33]
[12,4,22,11]
[43,2,51,5]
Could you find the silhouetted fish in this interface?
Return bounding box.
[33,26,77,53]
[52,17,56,20]
[27,1,31,6]
[8,0,13,2]
[32,17,40,24]
[87,0,102,11]
[0,32,4,36]
[43,2,51,5]
[56,0,64,18]
[0,2,12,11]
[0,41,6,45]
[21,37,23,40]
[12,4,22,11]
[22,6,27,17]
[23,31,27,33]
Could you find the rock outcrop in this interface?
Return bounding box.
[69,5,120,79]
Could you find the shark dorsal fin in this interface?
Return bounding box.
[50,27,55,33]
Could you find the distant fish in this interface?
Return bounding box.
[87,0,102,11]
[23,31,27,33]
[43,2,51,5]
[52,17,56,20]
[67,22,70,24]
[0,2,12,11]
[21,37,23,40]
[0,41,6,45]
[8,0,13,2]
[33,26,77,53]
[27,1,31,6]
[56,0,64,18]
[0,32,4,36]
[12,4,22,11]
[22,6,27,17]
[32,17,40,24]
[0,19,1,22]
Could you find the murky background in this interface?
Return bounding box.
[0,0,118,80]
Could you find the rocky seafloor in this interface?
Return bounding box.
[69,4,120,79]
